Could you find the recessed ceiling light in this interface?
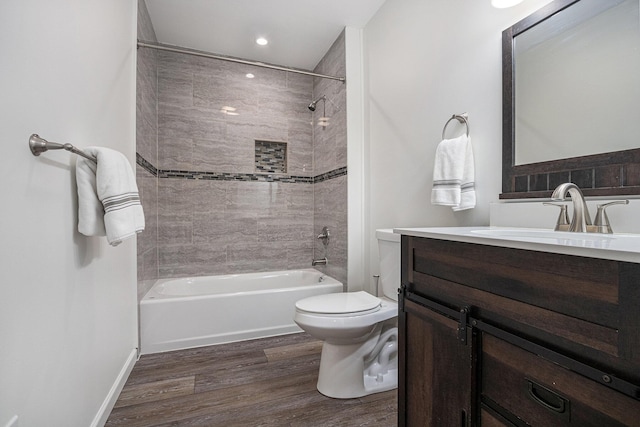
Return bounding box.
[491,0,525,8]
[256,37,268,46]
[246,73,255,79]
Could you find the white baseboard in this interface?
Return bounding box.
[90,348,138,427]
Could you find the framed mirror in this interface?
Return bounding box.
[501,0,640,199]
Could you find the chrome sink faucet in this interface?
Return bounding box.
[551,183,592,232]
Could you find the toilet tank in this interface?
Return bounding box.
[376,229,401,302]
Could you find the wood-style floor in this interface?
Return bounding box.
[106,333,397,426]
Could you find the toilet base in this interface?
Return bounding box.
[316,324,398,399]
[363,367,398,395]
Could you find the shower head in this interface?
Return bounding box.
[308,95,326,112]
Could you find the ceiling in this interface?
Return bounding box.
[144,0,387,71]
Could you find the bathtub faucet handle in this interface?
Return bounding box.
[317,226,330,247]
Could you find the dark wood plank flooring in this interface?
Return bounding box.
[106,333,397,426]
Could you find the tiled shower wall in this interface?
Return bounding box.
[312,31,348,285]
[136,0,158,301]
[135,12,348,288]
[153,51,317,278]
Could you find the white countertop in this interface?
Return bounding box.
[394,226,640,263]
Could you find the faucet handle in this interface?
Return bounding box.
[543,202,570,231]
[593,200,629,234]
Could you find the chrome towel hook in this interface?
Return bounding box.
[442,113,470,140]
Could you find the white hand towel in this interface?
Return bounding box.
[431,134,476,211]
[76,147,145,246]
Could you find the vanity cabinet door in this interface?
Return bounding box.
[481,332,640,426]
[399,299,474,427]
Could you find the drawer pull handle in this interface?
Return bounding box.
[527,380,569,415]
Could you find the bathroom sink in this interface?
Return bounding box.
[470,228,616,242]
[471,227,619,249]
[393,226,640,263]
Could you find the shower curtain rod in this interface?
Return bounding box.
[137,41,346,83]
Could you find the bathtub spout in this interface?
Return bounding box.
[312,257,328,266]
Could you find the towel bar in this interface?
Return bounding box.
[29,134,97,164]
[442,113,470,140]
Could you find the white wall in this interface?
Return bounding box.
[0,1,138,426]
[363,0,553,286]
[346,27,366,292]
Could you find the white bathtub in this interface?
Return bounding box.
[139,268,343,354]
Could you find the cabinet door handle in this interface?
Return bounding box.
[527,379,569,414]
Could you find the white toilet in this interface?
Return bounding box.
[294,229,400,398]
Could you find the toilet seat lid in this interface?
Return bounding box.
[295,291,381,315]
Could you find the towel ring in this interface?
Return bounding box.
[442,113,470,140]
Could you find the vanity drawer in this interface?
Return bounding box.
[481,333,640,426]
[479,407,515,427]
[403,235,640,383]
[406,237,621,328]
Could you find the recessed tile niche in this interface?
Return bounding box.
[255,140,287,174]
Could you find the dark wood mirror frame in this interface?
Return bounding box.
[501,0,640,199]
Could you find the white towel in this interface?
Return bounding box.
[431,134,476,211]
[76,147,145,246]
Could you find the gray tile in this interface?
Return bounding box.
[137,174,158,254]
[313,131,338,176]
[225,181,288,214]
[141,248,158,288]
[189,55,243,80]
[319,176,347,214]
[257,213,313,242]
[158,51,225,78]
[227,118,288,146]
[313,30,345,80]
[137,65,157,121]
[283,183,314,214]
[286,72,314,94]
[286,119,314,176]
[193,74,259,116]
[247,66,288,90]
[136,115,157,167]
[158,244,228,278]
[158,136,193,171]
[226,242,290,273]
[158,68,193,107]
[257,86,311,121]
[190,180,227,213]
[192,138,254,173]
[159,104,226,141]
[193,212,257,244]
[159,179,193,215]
[285,241,315,270]
[158,213,193,245]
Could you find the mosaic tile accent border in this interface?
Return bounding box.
[136,153,158,176]
[159,170,315,183]
[314,166,347,183]
[136,153,346,184]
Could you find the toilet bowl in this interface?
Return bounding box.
[294,229,400,398]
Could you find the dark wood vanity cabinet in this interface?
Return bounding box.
[398,235,640,426]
